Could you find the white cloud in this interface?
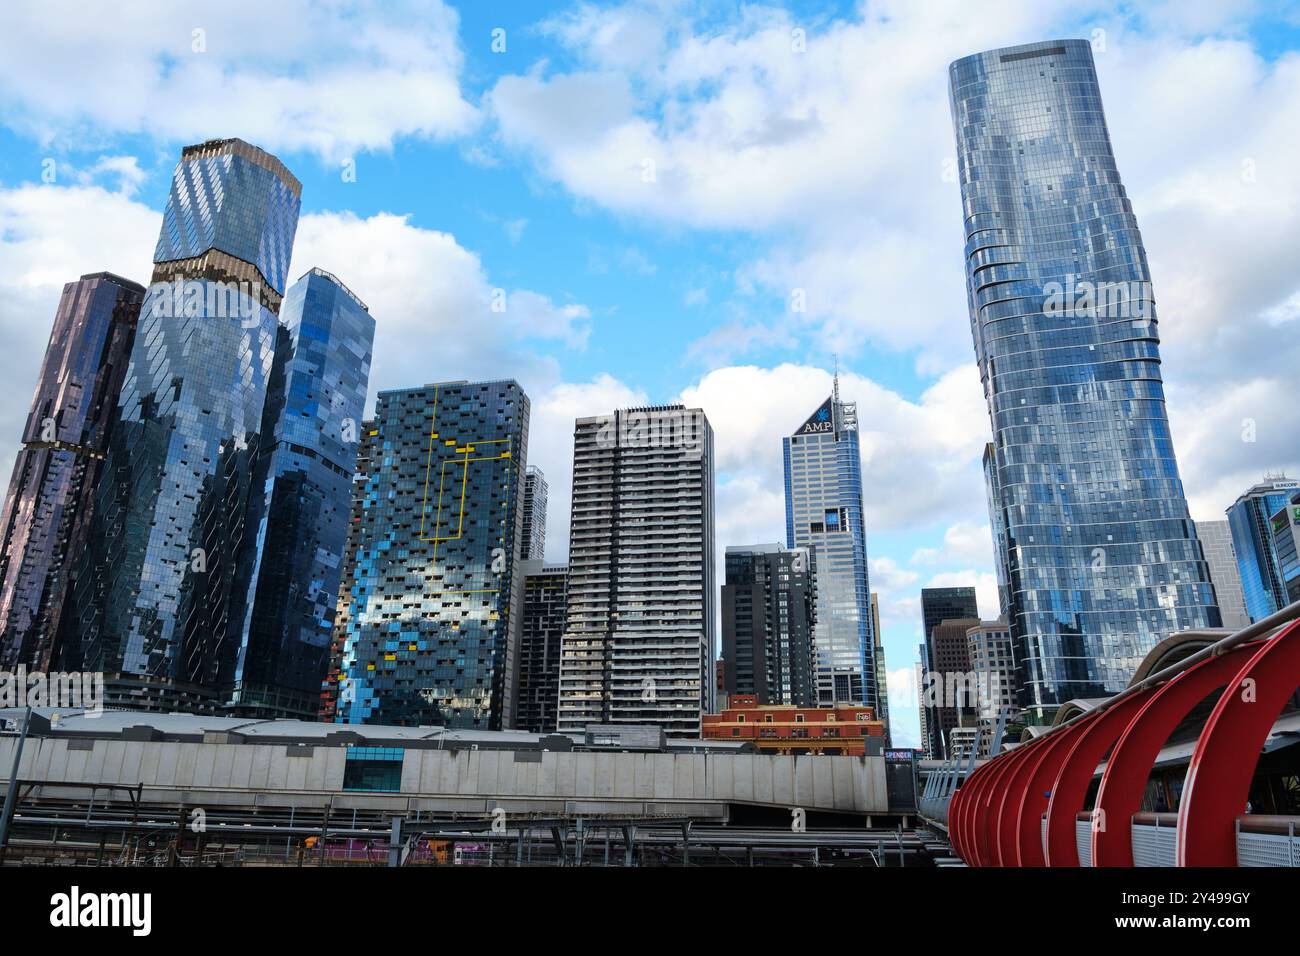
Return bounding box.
[491,1,1300,507]
[0,0,477,161]
[911,521,994,568]
[287,210,592,404]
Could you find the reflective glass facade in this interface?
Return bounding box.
[0,273,144,668]
[783,390,877,710]
[1227,478,1297,621]
[57,139,302,710]
[227,269,374,718]
[336,380,530,729]
[950,40,1217,720]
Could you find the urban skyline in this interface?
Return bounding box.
[0,6,1297,752]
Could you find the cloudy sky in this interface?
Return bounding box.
[2,0,1298,746]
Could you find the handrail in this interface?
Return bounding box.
[1025,599,1300,747]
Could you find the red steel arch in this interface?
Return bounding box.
[1091,642,1262,866]
[1042,690,1151,866]
[1177,619,1300,866]
[1012,713,1099,866]
[952,758,990,863]
[974,747,1023,865]
[991,736,1050,866]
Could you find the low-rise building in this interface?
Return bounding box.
[701,694,885,755]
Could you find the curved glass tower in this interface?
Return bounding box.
[949,40,1218,721]
[58,139,301,711]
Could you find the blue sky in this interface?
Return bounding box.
[2,0,1299,746]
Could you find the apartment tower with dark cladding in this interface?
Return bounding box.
[56,138,302,712]
[334,380,529,730]
[949,40,1217,721]
[0,273,144,669]
[226,268,374,719]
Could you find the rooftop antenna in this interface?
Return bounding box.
[832,354,841,430]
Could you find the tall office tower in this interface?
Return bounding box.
[225,268,374,719]
[336,380,529,729]
[870,592,890,740]
[0,273,144,669]
[783,378,875,709]
[58,139,301,711]
[1227,476,1298,621]
[966,619,1017,756]
[321,418,376,721]
[1270,493,1300,605]
[927,617,980,759]
[1195,519,1251,630]
[557,405,715,737]
[720,543,817,707]
[520,465,548,560]
[950,40,1218,721]
[514,560,568,733]
[919,587,978,757]
[915,653,931,758]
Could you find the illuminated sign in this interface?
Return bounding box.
[798,399,835,435]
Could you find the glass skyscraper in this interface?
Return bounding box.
[950,40,1218,720]
[0,273,144,669]
[335,380,530,729]
[520,464,548,560]
[783,380,876,711]
[57,138,302,711]
[1227,476,1298,621]
[226,268,374,719]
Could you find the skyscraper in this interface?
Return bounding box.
[966,619,1017,756]
[226,268,374,719]
[58,138,302,712]
[1227,476,1298,621]
[0,273,144,669]
[870,592,890,736]
[721,543,817,707]
[950,40,1218,721]
[783,378,876,710]
[557,405,715,737]
[335,380,529,729]
[1270,493,1300,606]
[927,617,981,759]
[320,418,376,722]
[1195,519,1251,630]
[919,587,978,757]
[520,464,548,561]
[514,560,568,733]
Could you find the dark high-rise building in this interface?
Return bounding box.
[921,587,979,647]
[927,617,980,759]
[514,560,567,733]
[57,139,302,711]
[335,380,529,729]
[783,376,876,709]
[721,543,817,707]
[226,268,374,719]
[520,465,548,561]
[950,40,1218,722]
[919,587,978,757]
[1227,476,1298,622]
[321,418,376,721]
[0,273,144,669]
[557,405,716,736]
